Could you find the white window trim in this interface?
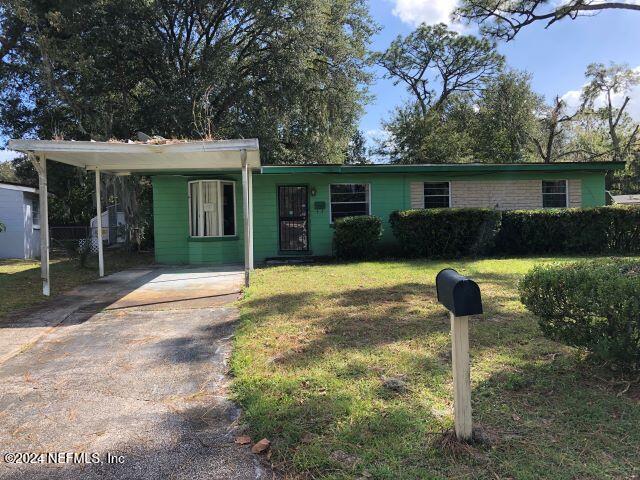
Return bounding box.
[423,181,451,208]
[329,183,371,224]
[542,179,569,209]
[188,180,237,237]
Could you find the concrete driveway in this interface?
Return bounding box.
[0,266,272,479]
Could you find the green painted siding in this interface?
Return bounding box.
[580,173,606,207]
[153,170,611,265]
[252,173,409,261]
[153,174,245,265]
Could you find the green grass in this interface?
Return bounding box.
[231,257,640,480]
[0,251,153,321]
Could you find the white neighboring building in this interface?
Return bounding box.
[90,205,126,245]
[0,182,40,259]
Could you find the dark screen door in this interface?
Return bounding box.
[278,186,309,252]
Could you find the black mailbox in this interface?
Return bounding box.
[436,268,483,317]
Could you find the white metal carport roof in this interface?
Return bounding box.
[8,138,261,173]
[8,138,259,295]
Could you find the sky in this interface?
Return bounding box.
[1,1,640,162]
[362,0,640,148]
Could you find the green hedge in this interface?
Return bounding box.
[333,215,382,260]
[389,208,502,258]
[388,206,640,258]
[495,206,640,255]
[519,260,640,368]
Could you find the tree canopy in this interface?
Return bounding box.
[376,23,503,114]
[0,0,375,164]
[376,23,639,182]
[474,70,541,163]
[376,23,520,164]
[581,63,640,162]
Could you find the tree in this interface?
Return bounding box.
[529,96,584,163]
[376,23,502,164]
[0,160,17,182]
[474,70,542,162]
[11,155,97,225]
[376,23,503,115]
[344,129,370,164]
[0,0,375,165]
[581,63,640,162]
[378,96,477,164]
[455,0,640,41]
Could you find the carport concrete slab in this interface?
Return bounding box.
[107,266,244,311]
[0,266,272,479]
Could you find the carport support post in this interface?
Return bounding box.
[29,153,50,296]
[95,167,104,277]
[450,312,472,441]
[241,149,251,287]
[248,165,254,270]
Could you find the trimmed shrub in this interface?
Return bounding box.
[519,260,640,368]
[495,206,640,255]
[389,208,502,258]
[333,215,382,260]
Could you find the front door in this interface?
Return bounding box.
[278,186,309,252]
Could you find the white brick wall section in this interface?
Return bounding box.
[568,179,582,207]
[411,179,583,210]
[451,180,543,210]
[410,182,424,208]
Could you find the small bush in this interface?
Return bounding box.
[333,215,382,260]
[519,260,640,368]
[496,206,640,255]
[389,208,502,258]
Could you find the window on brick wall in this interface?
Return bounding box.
[542,180,568,208]
[424,182,450,208]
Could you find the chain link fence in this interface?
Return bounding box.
[49,225,137,259]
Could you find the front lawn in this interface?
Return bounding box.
[232,257,640,479]
[0,251,153,321]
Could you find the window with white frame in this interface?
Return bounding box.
[424,182,450,208]
[188,180,236,237]
[542,180,567,208]
[330,184,370,222]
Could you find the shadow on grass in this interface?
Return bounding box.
[242,278,535,370]
[467,359,640,478]
[236,266,640,478]
[238,355,640,478]
[237,326,640,478]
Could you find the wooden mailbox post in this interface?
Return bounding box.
[435,268,483,441]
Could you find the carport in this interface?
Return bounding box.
[8,138,261,294]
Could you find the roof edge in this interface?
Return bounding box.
[8,138,260,154]
[0,181,38,193]
[260,161,626,174]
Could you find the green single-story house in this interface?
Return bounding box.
[8,138,625,292]
[153,161,622,265]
